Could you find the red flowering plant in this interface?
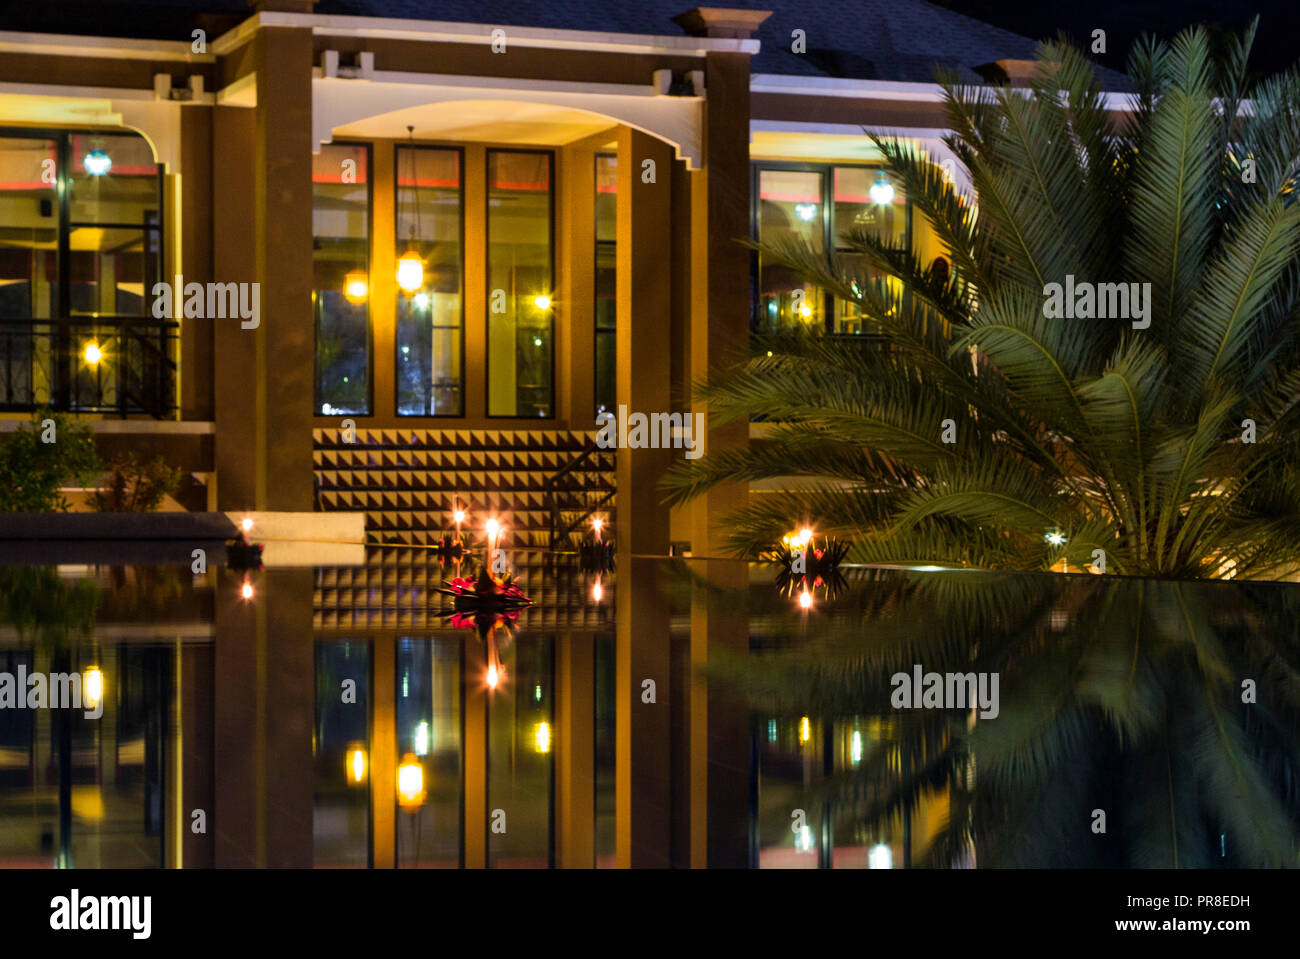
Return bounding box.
[437,566,532,639]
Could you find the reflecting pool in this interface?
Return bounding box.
[1,552,1297,868]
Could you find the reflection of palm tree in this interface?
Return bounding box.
[704,567,1300,867]
[666,24,1300,581]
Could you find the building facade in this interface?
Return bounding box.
[0,0,1055,867]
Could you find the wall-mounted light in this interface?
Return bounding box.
[870,172,895,206]
[343,269,368,304]
[533,294,552,311]
[83,148,112,177]
[83,342,103,365]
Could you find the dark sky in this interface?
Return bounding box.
[934,0,1298,76]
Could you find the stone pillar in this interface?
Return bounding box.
[614,127,674,868]
[214,25,314,510]
[556,631,595,867]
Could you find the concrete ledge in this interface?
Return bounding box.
[226,511,365,543]
[0,512,237,540]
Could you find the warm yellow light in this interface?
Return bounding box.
[396,250,424,293]
[592,517,603,534]
[485,518,501,542]
[241,517,254,533]
[452,508,466,525]
[343,269,368,304]
[800,716,811,742]
[241,580,254,601]
[533,294,552,310]
[799,589,813,610]
[798,305,812,318]
[83,343,102,365]
[486,663,500,689]
[592,581,603,603]
[535,722,551,754]
[798,527,813,545]
[346,744,367,785]
[397,753,426,807]
[82,667,103,712]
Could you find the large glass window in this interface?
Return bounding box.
[594,154,617,418]
[0,130,167,414]
[487,635,554,867]
[487,151,554,418]
[395,638,463,867]
[313,641,371,868]
[752,163,907,335]
[396,147,463,416]
[313,143,371,416]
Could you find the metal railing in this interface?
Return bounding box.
[0,318,179,418]
[544,441,616,553]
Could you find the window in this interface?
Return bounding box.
[395,638,463,867]
[396,147,463,416]
[313,641,371,867]
[487,150,554,418]
[313,143,371,416]
[594,154,617,417]
[752,162,908,335]
[487,635,554,867]
[0,129,168,414]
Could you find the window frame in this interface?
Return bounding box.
[593,151,617,419]
[484,147,557,421]
[393,143,467,418]
[749,159,911,336]
[0,125,168,414]
[313,139,375,418]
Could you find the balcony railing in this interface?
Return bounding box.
[0,318,179,419]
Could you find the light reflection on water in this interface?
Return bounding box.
[1,557,1297,868]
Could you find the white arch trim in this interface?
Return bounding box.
[314,73,703,169]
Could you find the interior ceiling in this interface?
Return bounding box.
[332,100,619,146]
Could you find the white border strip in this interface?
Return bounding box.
[0,30,213,63]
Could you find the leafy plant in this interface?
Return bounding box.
[666,20,1300,582]
[0,411,102,512]
[86,452,182,512]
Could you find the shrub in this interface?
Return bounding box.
[87,452,182,512]
[0,411,102,512]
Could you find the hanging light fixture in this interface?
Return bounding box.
[397,126,425,294]
[343,269,368,303]
[83,146,112,177]
[869,171,895,206]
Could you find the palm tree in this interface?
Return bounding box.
[666,21,1300,582]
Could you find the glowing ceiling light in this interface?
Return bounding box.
[83,343,103,365]
[869,172,895,206]
[396,250,424,293]
[794,202,818,221]
[83,149,112,176]
[535,721,551,754]
[533,294,552,310]
[412,291,430,310]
